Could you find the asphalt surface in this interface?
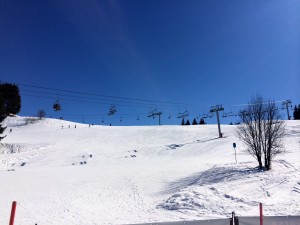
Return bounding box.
[125,216,300,225]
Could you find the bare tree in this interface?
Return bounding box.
[37,109,46,120]
[236,95,285,170]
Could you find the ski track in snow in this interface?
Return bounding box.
[0,116,299,225]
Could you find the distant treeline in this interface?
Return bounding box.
[181,118,205,125]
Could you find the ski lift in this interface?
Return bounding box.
[222,112,228,118]
[108,105,117,115]
[168,114,171,119]
[137,116,140,121]
[228,111,234,117]
[148,107,162,117]
[53,99,62,111]
[120,116,123,122]
[177,110,189,118]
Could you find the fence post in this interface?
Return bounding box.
[9,201,17,225]
[259,203,263,225]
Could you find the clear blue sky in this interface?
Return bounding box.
[0,0,299,125]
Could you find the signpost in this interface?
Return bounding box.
[233,143,237,163]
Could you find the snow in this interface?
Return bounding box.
[0,116,299,225]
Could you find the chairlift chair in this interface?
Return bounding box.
[53,99,62,111]
[177,110,189,118]
[148,107,160,117]
[228,111,234,117]
[222,112,228,118]
[108,105,117,115]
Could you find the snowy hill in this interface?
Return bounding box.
[0,116,299,225]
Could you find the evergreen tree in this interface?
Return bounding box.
[294,105,300,120]
[181,118,185,125]
[0,83,21,116]
[185,119,190,125]
[293,105,298,120]
[0,124,6,142]
[199,118,205,125]
[0,82,21,141]
[192,118,198,125]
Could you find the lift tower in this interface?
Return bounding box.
[282,99,292,120]
[210,105,224,138]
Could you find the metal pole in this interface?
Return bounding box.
[216,110,222,138]
[283,100,291,120]
[159,114,161,125]
[259,203,263,225]
[234,148,237,163]
[286,103,290,120]
[9,201,17,225]
[210,105,224,138]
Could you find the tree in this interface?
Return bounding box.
[199,118,205,125]
[192,118,198,125]
[37,109,46,120]
[0,83,21,116]
[0,82,21,141]
[293,105,297,120]
[236,95,285,170]
[294,105,300,120]
[0,123,6,142]
[181,118,185,125]
[185,119,190,125]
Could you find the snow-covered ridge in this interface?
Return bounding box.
[0,116,299,225]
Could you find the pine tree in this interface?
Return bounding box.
[185,119,190,125]
[293,105,298,120]
[0,82,21,142]
[0,83,21,116]
[296,105,300,120]
[199,118,205,125]
[0,125,6,142]
[181,118,185,125]
[192,118,198,125]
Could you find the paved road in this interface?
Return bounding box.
[125,218,229,225]
[125,216,300,225]
[240,216,300,225]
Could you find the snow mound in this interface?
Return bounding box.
[159,161,300,217]
[0,143,46,169]
[0,143,44,154]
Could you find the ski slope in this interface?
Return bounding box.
[0,116,299,225]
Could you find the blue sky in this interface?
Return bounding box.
[0,0,299,125]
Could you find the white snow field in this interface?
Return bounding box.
[0,116,299,225]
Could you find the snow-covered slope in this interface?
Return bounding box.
[0,116,299,225]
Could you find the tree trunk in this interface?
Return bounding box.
[258,157,263,170]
